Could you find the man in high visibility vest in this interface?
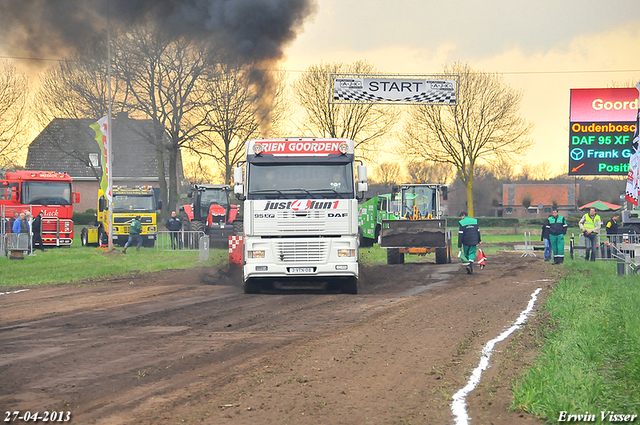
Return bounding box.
[579,207,601,262]
[546,208,568,264]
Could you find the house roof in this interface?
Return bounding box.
[26,117,181,180]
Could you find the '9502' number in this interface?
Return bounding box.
[254,213,275,219]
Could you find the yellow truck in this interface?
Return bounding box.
[81,186,160,247]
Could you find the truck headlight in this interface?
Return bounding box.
[148,226,156,232]
[247,250,265,259]
[338,249,355,257]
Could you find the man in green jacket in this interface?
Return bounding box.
[458,211,481,274]
[123,215,143,254]
[546,208,568,264]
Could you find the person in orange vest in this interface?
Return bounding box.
[579,207,601,262]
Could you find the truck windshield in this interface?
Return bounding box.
[248,163,354,200]
[113,195,155,212]
[23,182,72,206]
[401,186,435,218]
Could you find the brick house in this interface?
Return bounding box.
[502,183,580,218]
[26,116,183,212]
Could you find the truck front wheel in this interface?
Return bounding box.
[340,277,358,294]
[435,247,448,264]
[81,228,88,246]
[387,248,404,264]
[243,278,261,294]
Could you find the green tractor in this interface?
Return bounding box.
[359,184,452,265]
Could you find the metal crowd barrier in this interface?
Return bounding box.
[570,232,640,261]
[155,230,206,251]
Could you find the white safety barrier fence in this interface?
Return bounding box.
[155,230,205,251]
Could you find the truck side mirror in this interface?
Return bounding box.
[441,186,448,201]
[72,192,81,203]
[357,165,367,183]
[98,197,108,212]
[234,184,244,200]
[156,199,163,211]
[233,166,243,185]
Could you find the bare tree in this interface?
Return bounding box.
[374,162,401,186]
[406,161,455,185]
[0,61,28,170]
[401,62,532,217]
[34,41,123,125]
[115,24,210,213]
[292,60,398,160]
[192,62,260,184]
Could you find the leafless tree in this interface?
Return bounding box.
[192,62,260,184]
[33,41,129,182]
[292,60,399,160]
[401,62,532,217]
[406,161,455,185]
[374,162,401,186]
[114,24,210,213]
[0,61,28,170]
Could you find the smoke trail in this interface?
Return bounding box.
[0,0,317,134]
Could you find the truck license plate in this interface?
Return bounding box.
[289,267,314,273]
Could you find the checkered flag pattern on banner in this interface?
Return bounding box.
[333,89,456,104]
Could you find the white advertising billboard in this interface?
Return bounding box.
[330,74,458,105]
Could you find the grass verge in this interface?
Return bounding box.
[1,238,228,287]
[512,259,640,423]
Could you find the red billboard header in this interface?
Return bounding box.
[248,138,353,155]
[570,88,638,122]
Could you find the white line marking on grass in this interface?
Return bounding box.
[0,289,29,296]
[451,287,543,425]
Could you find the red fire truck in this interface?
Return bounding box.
[0,170,78,247]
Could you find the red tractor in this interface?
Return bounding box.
[180,184,242,247]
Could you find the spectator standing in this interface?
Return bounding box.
[165,211,182,250]
[32,211,46,251]
[579,207,602,262]
[123,215,143,254]
[605,213,620,236]
[546,208,568,264]
[458,211,481,275]
[541,219,552,261]
[12,212,24,234]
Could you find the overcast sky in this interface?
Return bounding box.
[282,0,640,174]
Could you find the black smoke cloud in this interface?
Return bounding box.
[0,0,316,63]
[0,0,316,135]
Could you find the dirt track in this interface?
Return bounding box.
[0,252,557,424]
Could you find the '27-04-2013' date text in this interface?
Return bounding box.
[4,411,71,422]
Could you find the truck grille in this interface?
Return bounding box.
[275,240,329,263]
[275,211,326,233]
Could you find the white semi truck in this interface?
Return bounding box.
[233,138,368,294]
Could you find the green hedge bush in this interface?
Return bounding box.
[73,208,97,225]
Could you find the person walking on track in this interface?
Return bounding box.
[458,211,481,274]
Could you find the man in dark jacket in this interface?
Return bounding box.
[32,211,46,251]
[165,211,182,250]
[546,208,568,264]
[605,213,620,236]
[458,211,481,274]
[541,219,552,261]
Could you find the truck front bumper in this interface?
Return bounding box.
[243,236,359,282]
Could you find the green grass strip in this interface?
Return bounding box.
[512,260,640,423]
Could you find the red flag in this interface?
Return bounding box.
[477,248,486,269]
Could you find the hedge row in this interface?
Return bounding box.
[72,209,97,225]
